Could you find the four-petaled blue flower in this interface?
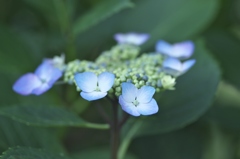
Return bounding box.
[13,60,62,95]
[163,57,196,76]
[119,82,159,117]
[156,40,194,59]
[74,72,115,101]
[114,33,149,45]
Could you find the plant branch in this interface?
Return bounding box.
[111,102,119,159]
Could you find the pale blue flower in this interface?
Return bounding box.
[119,83,159,117]
[163,57,196,76]
[74,72,115,101]
[114,33,149,45]
[13,60,62,95]
[156,40,194,59]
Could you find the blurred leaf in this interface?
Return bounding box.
[123,39,220,137]
[71,147,136,159]
[201,105,240,131]
[73,0,133,36]
[205,29,240,89]
[0,25,35,74]
[0,105,109,129]
[1,147,68,159]
[200,82,240,131]
[21,0,57,28]
[130,124,204,159]
[76,0,220,55]
[201,123,237,159]
[216,81,240,107]
[0,116,64,153]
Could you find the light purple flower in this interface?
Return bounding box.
[119,83,159,117]
[163,57,196,76]
[114,33,149,45]
[74,72,115,101]
[13,60,62,95]
[156,40,194,59]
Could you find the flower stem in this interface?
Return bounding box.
[111,103,119,159]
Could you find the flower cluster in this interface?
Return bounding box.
[13,33,195,117]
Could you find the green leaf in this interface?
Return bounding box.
[1,147,69,159]
[205,29,240,89]
[76,0,220,55]
[200,81,240,131]
[130,124,204,159]
[0,116,64,153]
[120,0,220,48]
[0,25,35,74]
[71,147,136,159]
[0,105,109,129]
[124,39,220,137]
[201,104,240,131]
[73,0,133,36]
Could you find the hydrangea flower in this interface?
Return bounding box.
[74,72,115,101]
[13,60,62,95]
[163,57,196,76]
[156,40,194,59]
[119,82,159,117]
[114,33,149,45]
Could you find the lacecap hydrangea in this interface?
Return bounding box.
[63,33,196,116]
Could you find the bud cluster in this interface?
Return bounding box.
[64,44,176,97]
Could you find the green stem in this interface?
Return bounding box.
[111,103,119,159]
[117,120,142,159]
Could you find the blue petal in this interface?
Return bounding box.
[137,98,159,115]
[114,33,149,45]
[74,72,97,92]
[47,68,62,86]
[163,58,182,76]
[137,86,155,103]
[32,83,51,95]
[119,95,140,116]
[156,40,172,55]
[98,72,115,92]
[13,73,42,95]
[171,41,194,59]
[34,61,62,84]
[121,82,138,103]
[172,41,194,59]
[80,91,107,101]
[181,59,196,74]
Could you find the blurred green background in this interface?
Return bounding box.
[0,0,240,158]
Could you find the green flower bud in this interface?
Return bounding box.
[161,75,176,90]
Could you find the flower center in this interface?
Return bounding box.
[132,99,139,106]
[40,78,47,84]
[95,85,101,92]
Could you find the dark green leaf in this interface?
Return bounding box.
[76,0,220,55]
[130,124,204,159]
[124,39,220,137]
[0,116,64,153]
[205,29,240,89]
[0,105,109,129]
[0,25,35,74]
[71,147,136,159]
[1,147,68,159]
[73,0,133,35]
